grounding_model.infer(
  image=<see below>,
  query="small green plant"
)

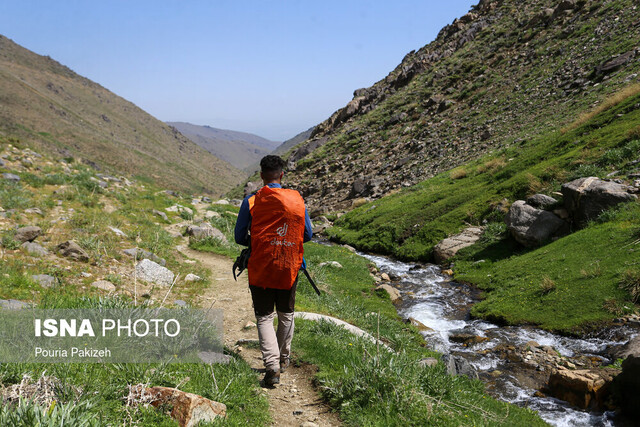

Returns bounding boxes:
[480,222,507,244]
[602,298,624,316]
[1,230,20,250]
[104,274,122,285]
[619,269,640,303]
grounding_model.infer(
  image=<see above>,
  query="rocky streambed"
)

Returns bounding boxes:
[362,253,639,427]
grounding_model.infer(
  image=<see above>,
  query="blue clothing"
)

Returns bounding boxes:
[234,183,313,246]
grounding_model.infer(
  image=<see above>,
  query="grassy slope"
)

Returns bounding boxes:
[0,35,243,196]
[328,87,640,333]
[0,141,268,426]
[194,211,546,425]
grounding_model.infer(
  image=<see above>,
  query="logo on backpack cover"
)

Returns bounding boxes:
[276,223,288,237]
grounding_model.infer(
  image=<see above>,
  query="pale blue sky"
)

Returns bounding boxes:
[1,1,477,141]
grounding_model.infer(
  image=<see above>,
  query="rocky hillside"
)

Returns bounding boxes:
[167,122,279,170]
[284,0,640,211]
[0,35,243,196]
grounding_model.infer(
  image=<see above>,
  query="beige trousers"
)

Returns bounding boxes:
[256,310,294,371]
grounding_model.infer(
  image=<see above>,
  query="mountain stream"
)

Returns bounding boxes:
[359,253,638,427]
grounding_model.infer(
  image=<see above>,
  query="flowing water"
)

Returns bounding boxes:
[360,253,638,427]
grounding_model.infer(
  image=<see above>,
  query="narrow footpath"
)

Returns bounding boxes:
[174,240,341,426]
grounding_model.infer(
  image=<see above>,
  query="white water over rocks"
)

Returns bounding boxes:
[360,253,636,427]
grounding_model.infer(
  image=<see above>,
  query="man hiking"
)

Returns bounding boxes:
[234,155,313,386]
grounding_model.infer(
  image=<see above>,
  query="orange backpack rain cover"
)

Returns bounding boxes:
[248,186,306,290]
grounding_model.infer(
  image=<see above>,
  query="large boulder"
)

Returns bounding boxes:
[56,240,89,262]
[547,367,619,411]
[15,226,41,243]
[505,201,565,247]
[129,385,226,427]
[611,355,640,419]
[562,177,637,228]
[433,227,483,264]
[135,259,175,287]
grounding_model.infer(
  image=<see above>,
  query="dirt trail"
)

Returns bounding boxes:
[174,239,341,427]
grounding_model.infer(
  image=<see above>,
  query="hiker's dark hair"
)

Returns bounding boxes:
[260,155,286,181]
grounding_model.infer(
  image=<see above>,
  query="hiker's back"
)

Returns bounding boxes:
[248,186,306,290]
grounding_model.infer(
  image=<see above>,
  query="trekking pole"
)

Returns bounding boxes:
[301,267,321,296]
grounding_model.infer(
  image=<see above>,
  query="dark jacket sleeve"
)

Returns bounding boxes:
[234,197,251,246]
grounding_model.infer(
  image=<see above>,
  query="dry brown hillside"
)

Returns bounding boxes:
[0,35,243,196]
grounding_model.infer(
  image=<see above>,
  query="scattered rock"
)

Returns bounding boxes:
[204,211,221,219]
[0,299,31,309]
[32,274,56,288]
[526,194,558,209]
[547,367,619,410]
[186,224,226,242]
[123,248,166,266]
[342,244,357,252]
[153,210,169,221]
[91,280,116,292]
[166,205,193,216]
[108,226,127,237]
[15,226,41,243]
[214,199,229,205]
[2,173,20,182]
[611,335,640,359]
[174,300,188,307]
[129,385,226,427]
[244,181,260,197]
[80,272,92,278]
[506,201,566,247]
[443,354,478,379]
[376,284,400,303]
[24,208,44,216]
[21,241,48,256]
[433,227,484,263]
[408,317,433,332]
[562,177,637,228]
[184,273,202,282]
[135,259,175,287]
[318,261,343,268]
[418,358,439,368]
[56,240,89,262]
[243,321,256,329]
[449,333,490,346]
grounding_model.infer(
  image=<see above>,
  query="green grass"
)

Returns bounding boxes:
[0,295,269,426]
[455,202,640,333]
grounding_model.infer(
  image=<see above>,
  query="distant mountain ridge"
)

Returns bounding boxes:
[0,35,243,196]
[167,122,279,170]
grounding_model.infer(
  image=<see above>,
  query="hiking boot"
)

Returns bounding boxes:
[263,369,280,386]
[280,358,290,373]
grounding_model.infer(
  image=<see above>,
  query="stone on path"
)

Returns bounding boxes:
[135,259,175,287]
[186,224,226,242]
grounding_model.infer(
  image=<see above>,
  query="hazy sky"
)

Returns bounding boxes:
[1,1,477,141]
